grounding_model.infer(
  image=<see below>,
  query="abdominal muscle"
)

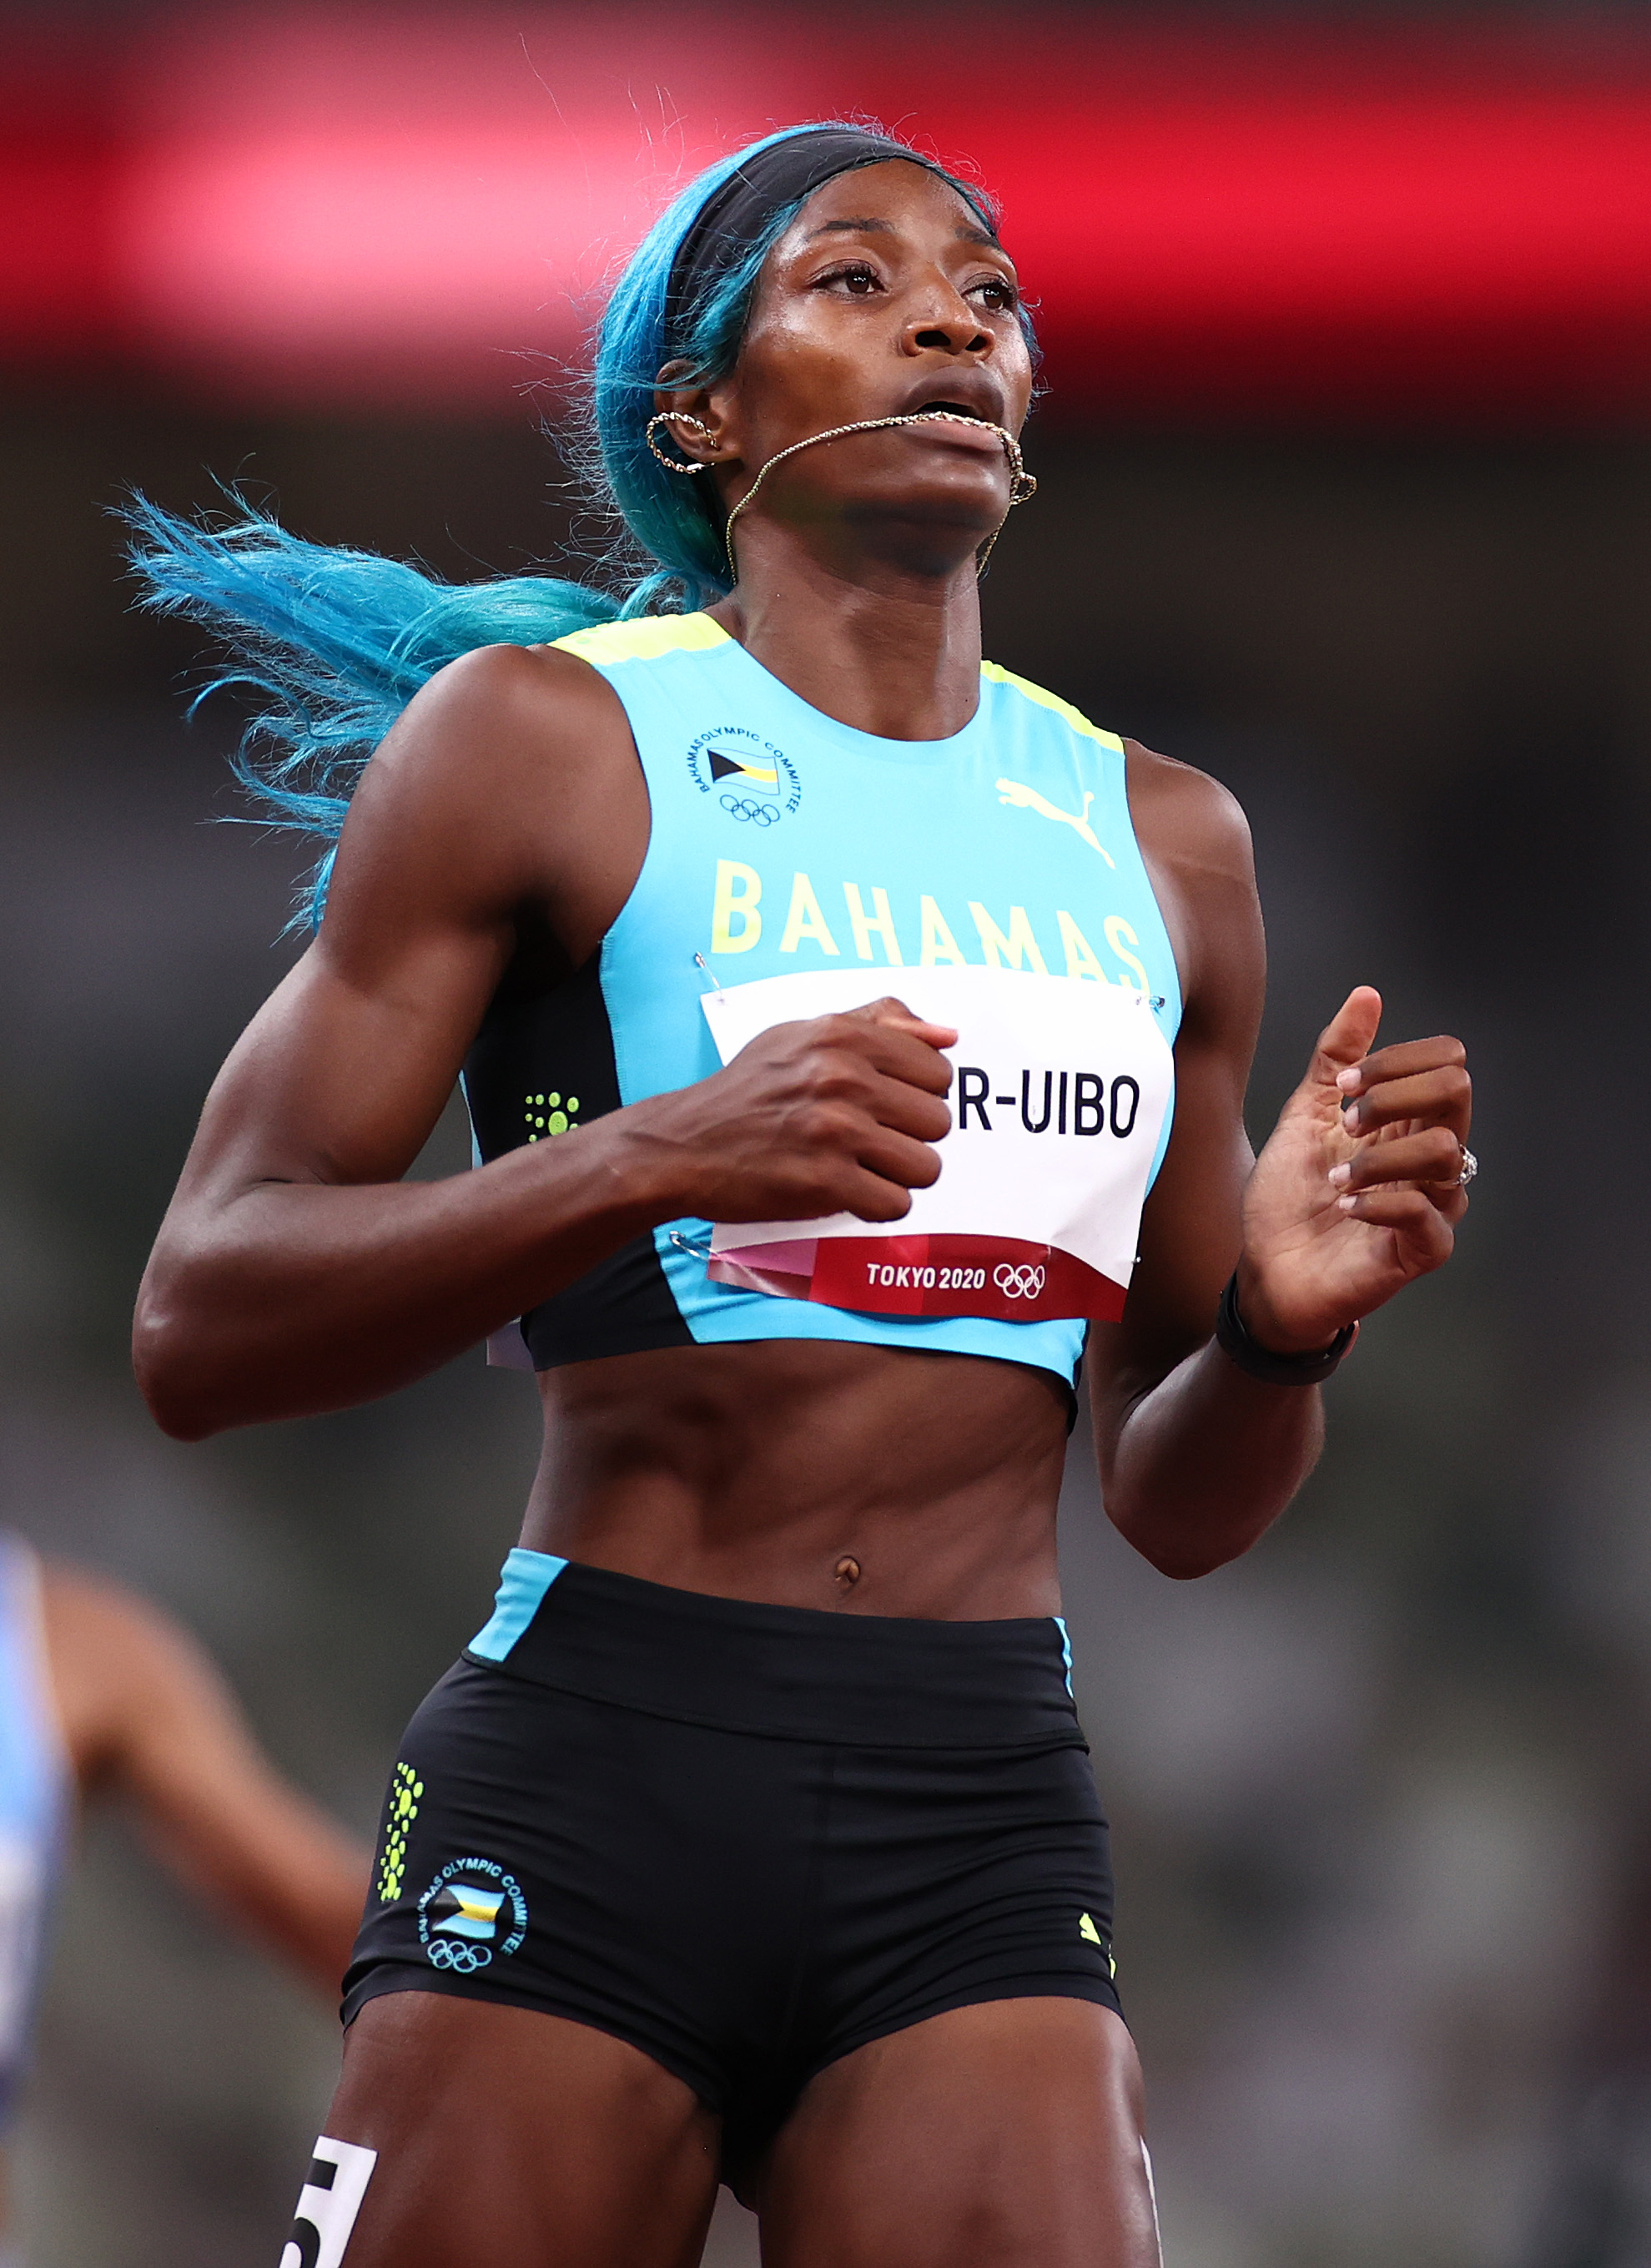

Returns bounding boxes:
[523,1340,1073,1620]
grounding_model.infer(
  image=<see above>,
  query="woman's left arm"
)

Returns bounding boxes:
[1089,749,1471,1579]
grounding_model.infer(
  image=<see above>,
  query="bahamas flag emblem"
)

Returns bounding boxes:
[707,747,780,797]
[687,726,800,823]
[427,1880,506,1943]
[417,1857,530,1973]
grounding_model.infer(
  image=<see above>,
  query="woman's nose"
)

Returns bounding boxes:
[904,306,991,357]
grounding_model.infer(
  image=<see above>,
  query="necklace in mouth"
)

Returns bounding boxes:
[646,407,1037,585]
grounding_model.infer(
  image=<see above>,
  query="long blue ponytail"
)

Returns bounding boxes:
[125,122,1009,928]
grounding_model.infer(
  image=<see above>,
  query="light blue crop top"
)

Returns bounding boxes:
[463,613,1182,1392]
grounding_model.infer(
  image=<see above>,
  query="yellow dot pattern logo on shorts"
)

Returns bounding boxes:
[377,1761,424,1903]
[524,1091,581,1142]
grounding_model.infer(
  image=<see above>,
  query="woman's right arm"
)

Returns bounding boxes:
[134,645,953,1439]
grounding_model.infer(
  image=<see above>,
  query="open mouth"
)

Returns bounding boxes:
[913,399,989,422]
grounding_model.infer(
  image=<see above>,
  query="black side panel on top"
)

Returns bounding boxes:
[462,956,692,1368]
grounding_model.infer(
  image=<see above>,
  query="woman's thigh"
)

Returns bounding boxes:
[755,1998,1159,2268]
[292,1991,721,2268]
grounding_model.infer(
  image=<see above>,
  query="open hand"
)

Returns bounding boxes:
[1237,986,1471,1353]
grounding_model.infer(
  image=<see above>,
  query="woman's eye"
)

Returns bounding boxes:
[970,276,1019,312]
[820,262,882,296]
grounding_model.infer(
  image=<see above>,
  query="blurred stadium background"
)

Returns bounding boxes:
[3,3,1650,2261]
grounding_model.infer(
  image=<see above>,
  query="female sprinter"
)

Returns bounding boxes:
[128,125,1472,2268]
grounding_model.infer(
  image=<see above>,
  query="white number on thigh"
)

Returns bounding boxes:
[279,2137,377,2268]
[1140,2139,1163,2266]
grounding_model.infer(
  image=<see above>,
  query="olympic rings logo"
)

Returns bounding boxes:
[425,1938,493,1973]
[720,794,780,825]
[994,1263,1047,1301]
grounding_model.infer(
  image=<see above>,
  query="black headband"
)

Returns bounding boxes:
[663,128,994,355]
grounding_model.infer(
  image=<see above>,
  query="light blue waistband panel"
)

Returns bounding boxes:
[1053,1614,1075,1697]
[468,1549,567,1661]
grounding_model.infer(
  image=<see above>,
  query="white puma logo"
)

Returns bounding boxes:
[995,779,1116,867]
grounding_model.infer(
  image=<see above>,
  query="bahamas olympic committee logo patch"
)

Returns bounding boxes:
[686,725,801,827]
[416,1857,528,1973]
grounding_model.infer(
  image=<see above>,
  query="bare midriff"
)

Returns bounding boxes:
[523,1340,1071,1621]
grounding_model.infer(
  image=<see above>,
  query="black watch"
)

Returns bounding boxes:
[1214,1273,1357,1385]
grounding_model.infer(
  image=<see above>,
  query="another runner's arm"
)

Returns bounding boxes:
[135,645,956,1438]
[43,1567,369,1995]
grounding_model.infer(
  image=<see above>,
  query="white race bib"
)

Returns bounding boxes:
[700,965,1173,1323]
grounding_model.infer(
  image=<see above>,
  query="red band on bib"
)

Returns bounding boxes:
[707,1235,1126,1323]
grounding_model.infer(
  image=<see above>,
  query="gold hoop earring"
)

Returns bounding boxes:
[646,412,717,474]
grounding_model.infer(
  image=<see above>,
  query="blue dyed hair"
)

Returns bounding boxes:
[125,122,1020,928]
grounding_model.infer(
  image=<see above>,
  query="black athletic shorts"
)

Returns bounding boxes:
[345,1555,1121,2171]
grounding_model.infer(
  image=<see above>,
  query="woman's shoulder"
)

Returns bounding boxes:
[364,638,634,800]
[396,606,730,757]
[1124,737,1255,891]
[415,634,620,717]
[325,638,647,943]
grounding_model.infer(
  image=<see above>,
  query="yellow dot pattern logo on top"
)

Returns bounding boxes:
[377,1761,424,1903]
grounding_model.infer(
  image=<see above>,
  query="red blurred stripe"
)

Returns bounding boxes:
[0,139,118,344]
[3,10,1650,421]
[969,90,1651,417]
